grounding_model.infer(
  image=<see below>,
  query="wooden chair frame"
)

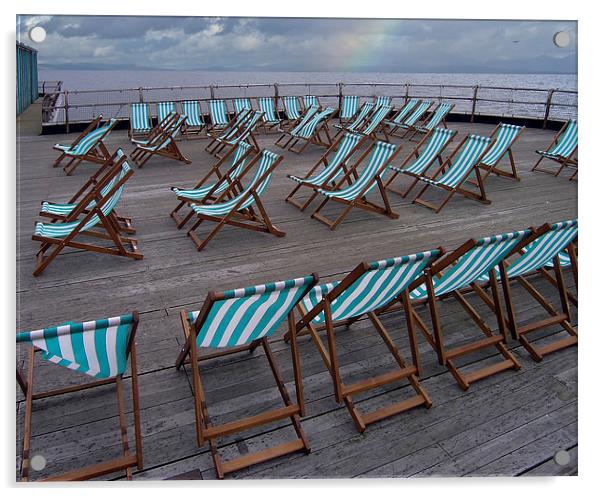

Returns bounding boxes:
[531,120,578,179]
[206,100,232,136]
[53,114,102,166]
[279,95,303,131]
[174,276,318,479]
[208,111,262,160]
[32,158,143,276]
[385,100,433,139]
[205,108,254,155]
[404,102,455,142]
[384,129,457,198]
[302,95,321,110]
[255,97,281,134]
[185,153,286,251]
[412,135,495,213]
[311,143,403,230]
[180,100,206,139]
[338,95,360,125]
[17,312,143,481]
[128,103,152,140]
[275,105,321,149]
[287,110,335,155]
[476,123,525,182]
[333,102,376,138]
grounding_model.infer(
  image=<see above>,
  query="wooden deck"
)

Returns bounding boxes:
[16,119,577,480]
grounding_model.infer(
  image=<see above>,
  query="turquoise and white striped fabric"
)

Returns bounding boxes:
[340,96,359,119]
[480,124,523,166]
[233,98,252,114]
[283,96,301,120]
[181,101,204,127]
[137,115,186,151]
[545,250,572,268]
[290,133,363,186]
[342,102,375,132]
[418,135,492,188]
[317,141,396,201]
[400,100,432,128]
[188,276,315,348]
[55,119,117,157]
[258,97,280,124]
[537,119,577,159]
[390,128,455,175]
[478,220,577,282]
[223,111,262,145]
[410,229,532,300]
[16,313,135,379]
[416,103,454,132]
[131,103,151,133]
[190,150,279,217]
[172,142,251,201]
[218,108,252,141]
[34,150,131,239]
[387,99,419,126]
[293,107,335,139]
[157,102,176,123]
[209,99,229,126]
[300,250,441,324]
[303,95,318,108]
[374,96,392,108]
[361,105,391,135]
[289,105,319,135]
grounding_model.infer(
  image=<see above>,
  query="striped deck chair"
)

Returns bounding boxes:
[257,96,281,132]
[383,99,419,134]
[476,220,578,362]
[16,312,142,481]
[180,100,205,138]
[205,107,253,153]
[303,95,320,109]
[476,123,525,182]
[129,102,152,140]
[130,114,191,168]
[392,100,433,138]
[407,102,455,141]
[334,101,375,135]
[374,95,392,108]
[385,128,457,197]
[157,101,176,125]
[286,132,365,211]
[207,99,230,134]
[232,97,252,114]
[406,229,533,389]
[281,95,302,129]
[32,149,143,276]
[292,249,442,432]
[53,117,118,176]
[275,104,320,148]
[339,95,359,123]
[532,119,578,179]
[412,134,494,213]
[542,242,578,307]
[174,274,318,479]
[170,142,254,228]
[359,104,392,140]
[208,110,262,159]
[287,107,336,154]
[311,141,402,230]
[41,148,136,235]
[185,150,285,251]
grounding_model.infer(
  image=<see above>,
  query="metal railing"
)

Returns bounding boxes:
[38,80,62,96]
[41,81,577,131]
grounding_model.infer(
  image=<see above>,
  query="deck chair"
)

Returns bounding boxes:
[358,104,392,140]
[385,128,457,197]
[275,104,320,149]
[207,99,231,134]
[383,99,419,135]
[339,95,359,123]
[293,249,441,432]
[477,220,578,362]
[53,117,118,176]
[412,134,494,213]
[32,149,143,276]
[374,95,392,108]
[233,98,252,114]
[16,312,142,481]
[174,274,317,479]
[286,132,365,211]
[207,110,262,159]
[532,119,578,179]
[476,123,525,182]
[286,107,335,154]
[280,96,302,129]
[406,102,455,141]
[130,114,191,168]
[41,148,136,235]
[170,142,254,228]
[129,103,152,140]
[406,228,533,389]
[390,100,433,139]
[311,141,402,230]
[303,95,320,109]
[157,101,176,125]
[257,97,281,132]
[185,150,285,251]
[334,102,375,135]
[543,242,578,307]
[205,107,253,154]
[180,100,205,138]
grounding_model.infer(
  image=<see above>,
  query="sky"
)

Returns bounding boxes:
[17,16,577,74]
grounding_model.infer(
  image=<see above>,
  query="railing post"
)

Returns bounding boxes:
[543,88,555,129]
[405,84,409,104]
[471,85,479,123]
[138,87,144,103]
[209,85,215,99]
[64,91,70,133]
[338,82,343,110]
[274,83,279,102]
